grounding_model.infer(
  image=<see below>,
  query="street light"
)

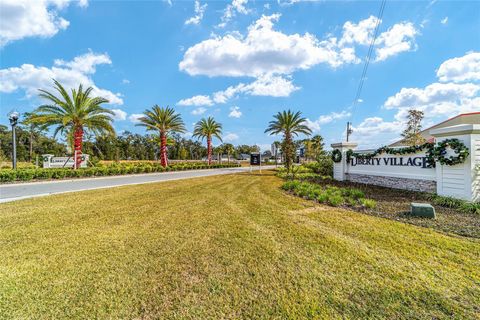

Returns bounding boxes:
[8,111,19,170]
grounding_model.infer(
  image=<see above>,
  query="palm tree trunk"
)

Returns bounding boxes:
[29,129,33,162]
[207,137,212,165]
[160,131,168,167]
[74,126,83,169]
[284,133,293,172]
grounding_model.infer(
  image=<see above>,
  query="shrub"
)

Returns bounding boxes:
[33,169,53,180]
[327,194,344,207]
[282,180,375,210]
[317,193,328,203]
[0,161,241,183]
[0,170,16,182]
[361,199,377,209]
[51,169,67,179]
[425,194,480,215]
[281,180,300,191]
[303,155,333,177]
[341,188,365,200]
[15,169,35,181]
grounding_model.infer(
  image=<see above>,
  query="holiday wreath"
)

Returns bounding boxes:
[331,149,342,163]
[431,138,469,166]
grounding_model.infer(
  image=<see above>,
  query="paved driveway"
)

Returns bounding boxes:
[0,166,276,203]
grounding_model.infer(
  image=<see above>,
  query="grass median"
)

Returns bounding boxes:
[0,171,479,319]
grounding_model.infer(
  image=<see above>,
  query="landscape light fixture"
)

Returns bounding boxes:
[8,110,20,169]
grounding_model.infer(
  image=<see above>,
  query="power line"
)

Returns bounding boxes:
[348,0,387,139]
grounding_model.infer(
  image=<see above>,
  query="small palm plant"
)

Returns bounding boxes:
[137,105,185,167]
[265,110,311,172]
[26,79,115,168]
[193,117,222,165]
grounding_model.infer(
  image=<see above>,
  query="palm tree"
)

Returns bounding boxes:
[26,79,115,168]
[223,143,235,163]
[310,135,325,160]
[193,117,222,165]
[265,110,311,171]
[137,105,185,167]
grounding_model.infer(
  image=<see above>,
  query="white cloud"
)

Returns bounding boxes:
[384,82,480,118]
[224,132,239,142]
[0,0,87,46]
[218,0,249,28]
[181,14,417,79]
[178,95,213,106]
[338,16,419,62]
[0,51,123,105]
[374,22,418,62]
[179,74,299,106]
[352,50,479,148]
[228,106,242,118]
[214,74,299,102]
[191,107,207,115]
[185,0,207,25]
[351,117,403,148]
[111,109,127,121]
[339,15,379,46]
[306,110,351,132]
[436,51,480,83]
[180,14,359,78]
[122,79,130,84]
[441,17,448,25]
[385,52,480,120]
[128,114,143,124]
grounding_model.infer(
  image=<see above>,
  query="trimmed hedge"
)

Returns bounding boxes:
[0,162,241,183]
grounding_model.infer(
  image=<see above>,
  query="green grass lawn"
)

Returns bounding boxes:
[1,171,479,319]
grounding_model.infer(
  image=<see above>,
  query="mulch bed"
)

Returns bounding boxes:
[312,179,480,239]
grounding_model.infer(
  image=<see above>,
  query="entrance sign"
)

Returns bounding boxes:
[350,156,431,168]
[347,151,436,183]
[250,153,261,166]
[43,154,89,168]
[331,124,480,202]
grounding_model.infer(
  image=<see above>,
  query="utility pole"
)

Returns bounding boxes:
[346,122,353,142]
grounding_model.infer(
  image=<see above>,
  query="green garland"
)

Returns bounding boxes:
[346,142,436,167]
[331,149,342,163]
[431,139,469,165]
[343,139,469,167]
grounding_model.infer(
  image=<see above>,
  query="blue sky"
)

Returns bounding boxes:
[1,0,479,150]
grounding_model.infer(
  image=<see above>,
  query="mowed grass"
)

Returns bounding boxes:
[0,172,479,319]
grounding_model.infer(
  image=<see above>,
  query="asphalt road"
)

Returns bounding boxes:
[0,166,275,203]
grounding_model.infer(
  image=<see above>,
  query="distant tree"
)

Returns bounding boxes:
[223,143,235,162]
[193,117,222,165]
[401,109,426,146]
[310,135,325,160]
[179,146,188,160]
[26,80,115,168]
[136,105,186,167]
[21,112,45,161]
[0,124,66,163]
[265,110,312,172]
